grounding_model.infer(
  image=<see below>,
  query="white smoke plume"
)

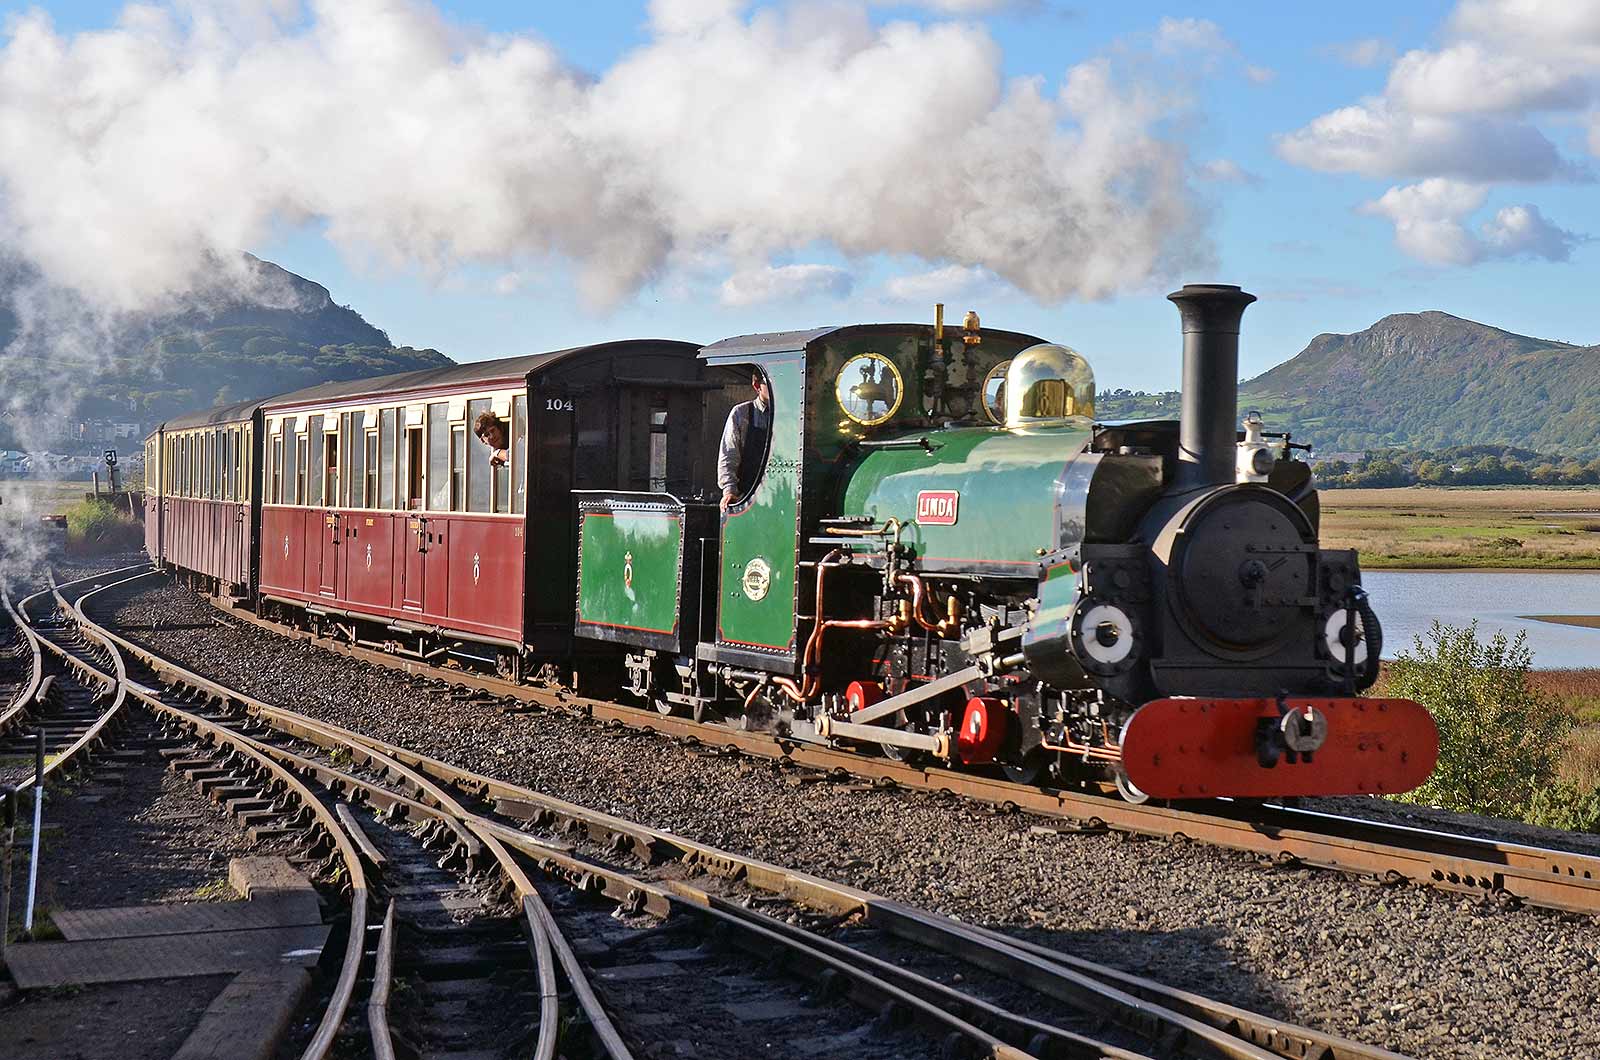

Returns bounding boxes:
[0,0,1216,579]
[0,0,1209,311]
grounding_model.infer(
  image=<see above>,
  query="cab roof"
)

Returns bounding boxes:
[264,338,697,412]
[699,323,1050,361]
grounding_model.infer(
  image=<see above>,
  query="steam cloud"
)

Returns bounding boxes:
[0,0,1216,581]
[0,0,1209,310]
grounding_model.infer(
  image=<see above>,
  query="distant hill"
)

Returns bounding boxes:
[1098,312,1600,457]
[0,254,454,447]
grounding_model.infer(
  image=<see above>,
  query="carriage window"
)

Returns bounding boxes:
[467,398,491,513]
[222,431,232,501]
[270,431,282,503]
[397,414,415,510]
[325,428,340,509]
[307,416,324,506]
[493,419,511,515]
[347,412,365,507]
[364,430,378,508]
[451,426,465,511]
[282,418,298,504]
[213,431,222,498]
[295,432,308,506]
[379,408,397,509]
[427,403,449,510]
[511,395,527,515]
[405,427,423,509]
[649,410,668,492]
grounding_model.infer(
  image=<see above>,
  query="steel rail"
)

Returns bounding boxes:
[73,572,621,1060]
[88,573,1420,1060]
[0,578,127,797]
[36,568,371,1060]
[295,717,1419,1060]
[367,899,398,1060]
[0,587,44,732]
[209,588,1600,915]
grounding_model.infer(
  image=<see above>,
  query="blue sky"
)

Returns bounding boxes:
[11,1,1597,389]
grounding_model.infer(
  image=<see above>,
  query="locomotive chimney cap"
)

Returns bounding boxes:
[1166,284,1257,334]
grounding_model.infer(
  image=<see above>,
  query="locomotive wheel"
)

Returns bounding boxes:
[1001,751,1047,786]
[881,741,930,767]
[1114,767,1151,805]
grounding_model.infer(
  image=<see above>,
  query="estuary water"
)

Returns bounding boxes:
[1362,570,1600,670]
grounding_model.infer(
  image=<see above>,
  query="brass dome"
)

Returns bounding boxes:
[1004,343,1095,429]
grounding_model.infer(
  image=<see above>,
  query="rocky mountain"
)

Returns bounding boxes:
[0,254,454,448]
[1099,312,1600,457]
[1238,312,1600,456]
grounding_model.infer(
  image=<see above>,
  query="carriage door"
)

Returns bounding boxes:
[311,416,340,597]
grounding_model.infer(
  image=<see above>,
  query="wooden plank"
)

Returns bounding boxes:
[335,803,388,867]
[4,925,330,988]
[171,967,311,1060]
[228,855,315,898]
[52,893,322,941]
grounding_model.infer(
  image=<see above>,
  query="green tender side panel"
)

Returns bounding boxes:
[577,508,683,636]
[840,426,1090,572]
[718,355,804,653]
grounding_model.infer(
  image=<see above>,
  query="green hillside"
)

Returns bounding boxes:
[1098,312,1600,457]
[0,255,453,445]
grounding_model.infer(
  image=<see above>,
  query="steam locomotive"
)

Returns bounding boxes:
[144,284,1437,801]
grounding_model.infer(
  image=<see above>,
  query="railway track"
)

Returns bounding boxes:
[0,575,133,796]
[60,565,1427,1060]
[177,575,1600,918]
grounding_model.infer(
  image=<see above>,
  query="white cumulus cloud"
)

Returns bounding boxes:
[1360,178,1579,266]
[882,264,999,303]
[720,264,853,307]
[1280,0,1594,263]
[0,0,1212,313]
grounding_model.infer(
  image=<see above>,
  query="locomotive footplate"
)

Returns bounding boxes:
[1120,696,1438,800]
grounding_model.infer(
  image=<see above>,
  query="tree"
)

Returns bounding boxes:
[1386,622,1571,819]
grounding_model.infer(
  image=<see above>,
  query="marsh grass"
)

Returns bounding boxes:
[1322,487,1600,568]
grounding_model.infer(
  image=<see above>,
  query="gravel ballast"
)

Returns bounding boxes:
[109,578,1600,1060]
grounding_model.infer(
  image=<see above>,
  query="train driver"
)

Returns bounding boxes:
[717,369,772,511]
[473,411,510,468]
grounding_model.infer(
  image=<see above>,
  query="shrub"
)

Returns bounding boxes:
[1526,782,1600,833]
[64,498,143,554]
[1386,622,1572,819]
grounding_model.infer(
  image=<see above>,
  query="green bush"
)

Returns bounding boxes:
[1526,782,1600,833]
[1386,622,1572,819]
[64,498,143,554]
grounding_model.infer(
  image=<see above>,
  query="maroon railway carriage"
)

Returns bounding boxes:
[145,399,265,596]
[249,340,740,676]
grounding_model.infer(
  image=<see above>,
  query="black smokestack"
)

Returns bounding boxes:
[1167,283,1257,492]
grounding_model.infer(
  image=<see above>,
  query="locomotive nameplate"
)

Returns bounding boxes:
[916,490,960,526]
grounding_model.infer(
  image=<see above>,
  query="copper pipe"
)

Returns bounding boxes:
[824,518,903,550]
[895,573,962,636]
[1041,719,1123,762]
